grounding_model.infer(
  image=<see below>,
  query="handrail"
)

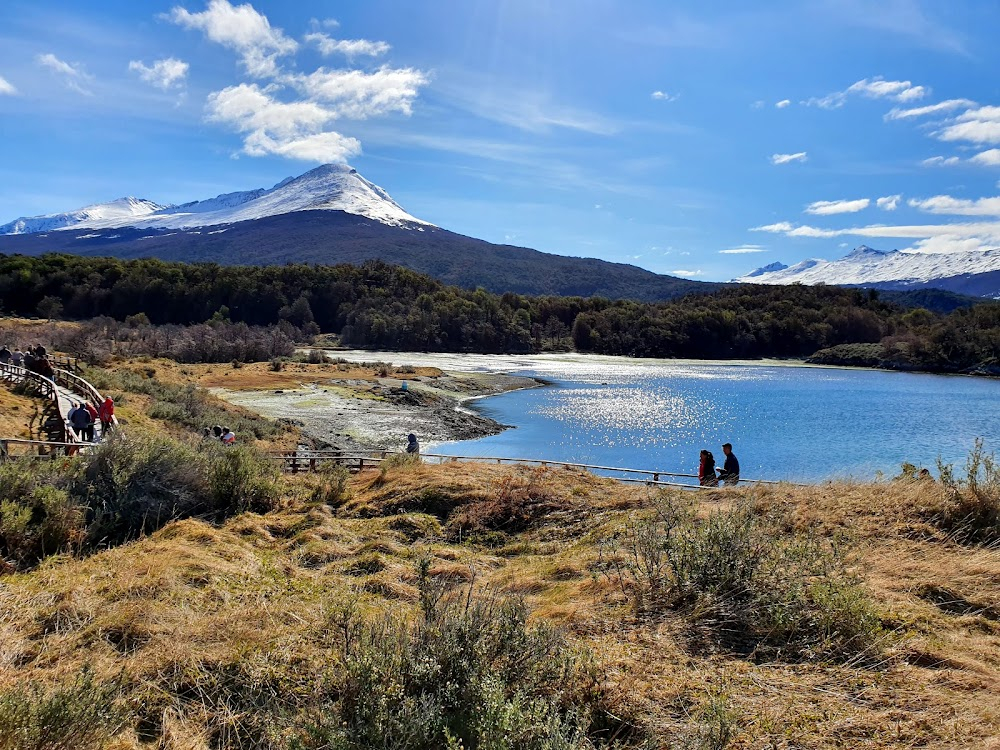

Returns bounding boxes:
[0,362,73,443]
[416,452,808,487]
[53,367,119,431]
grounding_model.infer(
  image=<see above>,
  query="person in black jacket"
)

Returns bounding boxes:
[717,443,740,485]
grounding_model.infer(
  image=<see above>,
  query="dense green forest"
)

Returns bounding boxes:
[2,253,999,373]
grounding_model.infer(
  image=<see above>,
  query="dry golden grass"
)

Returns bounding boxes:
[0,387,44,440]
[0,463,998,748]
[114,357,442,391]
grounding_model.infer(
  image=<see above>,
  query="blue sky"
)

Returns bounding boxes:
[1,0,999,282]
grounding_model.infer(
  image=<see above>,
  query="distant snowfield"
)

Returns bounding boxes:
[0,163,433,235]
[737,244,1000,290]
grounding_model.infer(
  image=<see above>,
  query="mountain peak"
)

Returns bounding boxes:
[845,244,889,259]
[1,164,432,235]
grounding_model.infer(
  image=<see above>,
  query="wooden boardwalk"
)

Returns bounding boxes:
[0,362,116,455]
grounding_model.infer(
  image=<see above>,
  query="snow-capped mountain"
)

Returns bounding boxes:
[2,197,166,235]
[0,164,431,235]
[737,245,1000,298]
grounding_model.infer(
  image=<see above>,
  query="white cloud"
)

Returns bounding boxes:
[290,67,428,119]
[36,53,92,95]
[0,75,16,95]
[671,269,703,277]
[651,90,677,102]
[129,58,189,90]
[771,152,807,165]
[719,245,767,254]
[805,198,870,215]
[921,155,960,167]
[908,195,1000,217]
[937,105,1000,146]
[971,149,1000,167]
[876,195,901,211]
[206,83,361,161]
[309,17,340,29]
[775,99,790,108]
[166,0,297,78]
[885,98,976,120]
[305,32,390,58]
[804,76,927,109]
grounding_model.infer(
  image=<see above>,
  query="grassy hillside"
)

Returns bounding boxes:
[1,457,999,747]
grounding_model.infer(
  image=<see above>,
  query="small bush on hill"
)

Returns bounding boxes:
[0,461,84,566]
[0,666,125,750]
[290,562,633,750]
[600,496,884,662]
[935,439,1000,543]
[0,432,282,570]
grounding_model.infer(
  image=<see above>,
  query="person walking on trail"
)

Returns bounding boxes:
[406,433,420,457]
[698,449,718,487]
[221,426,236,445]
[717,443,740,486]
[11,348,23,366]
[70,402,93,441]
[84,401,99,442]
[0,346,10,364]
[98,397,115,434]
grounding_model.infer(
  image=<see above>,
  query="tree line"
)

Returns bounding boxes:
[2,253,999,371]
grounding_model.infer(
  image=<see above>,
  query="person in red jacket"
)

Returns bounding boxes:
[698,450,718,487]
[83,401,99,442]
[98,397,115,434]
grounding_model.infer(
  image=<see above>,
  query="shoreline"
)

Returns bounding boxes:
[212,368,542,453]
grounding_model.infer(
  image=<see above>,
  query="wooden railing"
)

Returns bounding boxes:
[265,449,389,473]
[262,447,803,488]
[416,453,804,488]
[0,362,73,443]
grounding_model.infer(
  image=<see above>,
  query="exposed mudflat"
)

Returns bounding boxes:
[212,370,539,452]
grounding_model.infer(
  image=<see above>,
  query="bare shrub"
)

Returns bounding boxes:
[600,495,885,662]
[934,439,1000,543]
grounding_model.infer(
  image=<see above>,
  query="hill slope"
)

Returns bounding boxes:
[0,210,710,300]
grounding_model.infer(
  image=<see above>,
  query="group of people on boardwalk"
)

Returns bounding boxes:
[203,425,237,445]
[698,443,740,487]
[0,344,54,378]
[68,397,115,442]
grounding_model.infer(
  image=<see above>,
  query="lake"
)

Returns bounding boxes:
[334,351,1000,482]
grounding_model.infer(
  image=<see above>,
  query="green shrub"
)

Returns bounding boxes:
[0,666,125,750]
[207,443,281,514]
[310,465,351,506]
[935,439,1000,543]
[600,496,884,661]
[82,432,211,543]
[0,462,85,566]
[290,566,630,750]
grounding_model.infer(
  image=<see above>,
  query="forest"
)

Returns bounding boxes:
[1,252,998,373]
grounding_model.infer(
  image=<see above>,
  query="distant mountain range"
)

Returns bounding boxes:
[738,245,1000,298]
[0,164,707,302]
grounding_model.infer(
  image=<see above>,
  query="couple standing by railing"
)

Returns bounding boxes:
[698,443,740,487]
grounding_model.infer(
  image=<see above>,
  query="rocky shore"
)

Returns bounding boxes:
[212,368,541,453]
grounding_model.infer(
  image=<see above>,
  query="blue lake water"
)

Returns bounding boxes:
[337,351,1000,482]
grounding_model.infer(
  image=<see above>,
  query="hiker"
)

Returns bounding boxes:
[34,344,46,357]
[70,401,92,441]
[212,425,223,439]
[202,427,213,439]
[98,397,114,433]
[698,449,718,487]
[0,346,10,364]
[717,443,740,485]
[406,433,420,457]
[221,426,236,445]
[11,348,23,366]
[84,401,99,442]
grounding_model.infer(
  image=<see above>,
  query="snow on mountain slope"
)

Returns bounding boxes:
[737,244,1000,290]
[0,164,432,235]
[1,197,164,235]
